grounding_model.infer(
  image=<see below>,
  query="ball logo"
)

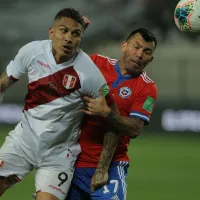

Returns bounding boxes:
[119,87,132,98]
[174,0,200,33]
[63,74,77,89]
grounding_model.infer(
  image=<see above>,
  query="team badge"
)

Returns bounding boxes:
[63,74,77,89]
[0,160,4,168]
[119,87,132,98]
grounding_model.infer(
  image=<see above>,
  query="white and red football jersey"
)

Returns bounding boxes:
[6,40,108,157]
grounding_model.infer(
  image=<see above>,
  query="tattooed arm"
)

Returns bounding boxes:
[90,131,119,191]
[82,94,144,138]
[105,103,144,138]
[0,72,15,103]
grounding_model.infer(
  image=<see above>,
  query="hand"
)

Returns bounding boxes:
[82,16,91,31]
[90,169,108,192]
[81,89,111,118]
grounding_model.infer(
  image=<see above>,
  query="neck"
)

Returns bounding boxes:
[118,59,129,76]
[52,49,75,64]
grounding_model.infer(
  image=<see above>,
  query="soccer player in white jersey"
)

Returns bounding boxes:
[0,8,111,200]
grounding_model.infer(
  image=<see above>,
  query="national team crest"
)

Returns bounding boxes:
[63,74,77,89]
[119,87,132,98]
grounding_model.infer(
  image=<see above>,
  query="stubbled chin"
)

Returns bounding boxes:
[127,68,142,77]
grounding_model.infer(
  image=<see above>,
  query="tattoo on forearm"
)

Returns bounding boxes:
[97,131,119,171]
[107,108,144,138]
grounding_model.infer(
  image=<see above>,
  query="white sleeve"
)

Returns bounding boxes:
[82,64,109,98]
[6,44,31,80]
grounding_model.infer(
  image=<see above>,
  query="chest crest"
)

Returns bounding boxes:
[118,87,132,98]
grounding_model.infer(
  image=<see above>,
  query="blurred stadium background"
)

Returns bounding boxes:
[0,0,200,199]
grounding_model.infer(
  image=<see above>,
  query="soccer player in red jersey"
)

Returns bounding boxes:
[67,28,158,200]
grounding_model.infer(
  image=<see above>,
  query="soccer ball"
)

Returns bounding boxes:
[174,0,200,32]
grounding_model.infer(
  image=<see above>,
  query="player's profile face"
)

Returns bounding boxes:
[122,33,155,76]
[49,17,83,63]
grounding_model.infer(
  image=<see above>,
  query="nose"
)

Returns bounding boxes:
[136,49,143,59]
[64,32,72,43]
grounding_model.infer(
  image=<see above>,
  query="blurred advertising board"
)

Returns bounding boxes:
[0,103,200,133]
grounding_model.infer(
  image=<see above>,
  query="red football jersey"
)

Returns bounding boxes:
[76,54,158,168]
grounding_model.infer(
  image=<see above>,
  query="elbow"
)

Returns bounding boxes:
[129,126,143,139]
[129,131,141,139]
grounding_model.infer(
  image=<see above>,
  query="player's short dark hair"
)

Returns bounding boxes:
[54,8,84,28]
[126,28,157,48]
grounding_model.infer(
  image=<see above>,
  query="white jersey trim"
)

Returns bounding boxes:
[129,112,150,122]
[140,72,154,84]
[97,54,117,65]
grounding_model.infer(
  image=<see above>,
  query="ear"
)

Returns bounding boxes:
[49,28,54,40]
[121,41,127,53]
[149,56,154,63]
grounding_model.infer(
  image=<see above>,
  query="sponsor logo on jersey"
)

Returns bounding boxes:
[63,74,77,89]
[37,60,50,69]
[119,87,132,98]
[48,185,66,195]
[142,96,155,113]
[0,160,4,168]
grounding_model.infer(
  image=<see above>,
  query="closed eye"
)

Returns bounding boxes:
[134,45,140,49]
[144,50,153,55]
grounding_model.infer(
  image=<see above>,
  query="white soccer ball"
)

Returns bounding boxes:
[174,0,200,32]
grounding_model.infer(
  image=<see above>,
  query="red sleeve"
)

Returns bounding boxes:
[89,54,98,63]
[130,83,157,125]
[90,54,115,106]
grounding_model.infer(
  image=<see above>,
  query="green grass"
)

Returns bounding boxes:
[0,126,200,200]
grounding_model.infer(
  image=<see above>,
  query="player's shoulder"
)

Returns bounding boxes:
[138,71,157,91]
[76,49,96,67]
[90,54,118,65]
[19,40,51,56]
[75,50,102,75]
[75,50,106,87]
[139,71,155,84]
[21,40,50,50]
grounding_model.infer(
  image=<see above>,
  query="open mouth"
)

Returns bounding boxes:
[63,45,72,53]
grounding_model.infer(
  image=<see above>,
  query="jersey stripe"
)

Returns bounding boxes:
[141,73,151,83]
[117,161,128,200]
[143,71,154,82]
[24,66,81,111]
[140,72,154,83]
[129,111,150,122]
[97,54,117,65]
